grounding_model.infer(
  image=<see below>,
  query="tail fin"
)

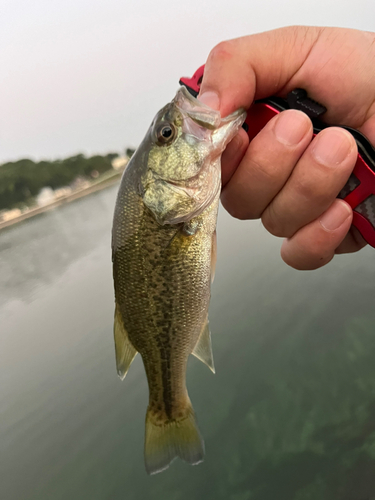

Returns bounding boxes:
[144,404,205,475]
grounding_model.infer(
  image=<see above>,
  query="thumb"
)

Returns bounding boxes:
[198,26,323,117]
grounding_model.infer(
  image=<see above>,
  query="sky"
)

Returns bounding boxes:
[1,0,374,163]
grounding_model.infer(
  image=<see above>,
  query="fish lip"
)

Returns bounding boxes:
[174,86,245,129]
[174,87,221,129]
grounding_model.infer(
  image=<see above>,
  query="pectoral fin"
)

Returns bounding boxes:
[114,303,137,380]
[192,319,215,373]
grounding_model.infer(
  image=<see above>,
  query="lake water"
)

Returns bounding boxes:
[1,184,375,500]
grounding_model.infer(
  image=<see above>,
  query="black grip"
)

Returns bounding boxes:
[287,89,327,119]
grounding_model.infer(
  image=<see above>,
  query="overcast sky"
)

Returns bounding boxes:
[1,0,374,163]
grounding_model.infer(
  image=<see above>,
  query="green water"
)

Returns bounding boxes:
[1,185,375,500]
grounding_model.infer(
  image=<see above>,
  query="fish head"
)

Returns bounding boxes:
[138,86,246,225]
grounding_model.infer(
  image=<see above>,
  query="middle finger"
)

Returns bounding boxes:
[221,109,313,219]
[261,127,357,238]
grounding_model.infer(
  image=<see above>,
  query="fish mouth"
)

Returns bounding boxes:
[174,86,245,130]
[174,86,222,129]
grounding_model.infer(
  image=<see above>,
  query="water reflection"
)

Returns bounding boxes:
[0,188,115,307]
[1,185,375,500]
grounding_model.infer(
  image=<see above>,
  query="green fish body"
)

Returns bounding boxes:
[112,87,245,474]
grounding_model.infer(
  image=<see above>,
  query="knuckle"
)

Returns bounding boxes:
[223,193,264,220]
[247,151,277,181]
[221,199,250,221]
[294,179,315,202]
[293,173,328,205]
[221,189,260,220]
[208,40,235,64]
[261,206,285,237]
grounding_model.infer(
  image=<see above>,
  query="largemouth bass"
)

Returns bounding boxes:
[112,86,245,474]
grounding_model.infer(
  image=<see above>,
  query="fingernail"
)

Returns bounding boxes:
[312,129,353,165]
[273,110,311,145]
[320,200,352,231]
[198,91,220,111]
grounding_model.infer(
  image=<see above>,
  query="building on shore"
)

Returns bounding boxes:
[0,208,22,222]
[36,187,55,207]
[54,187,72,199]
[111,156,128,171]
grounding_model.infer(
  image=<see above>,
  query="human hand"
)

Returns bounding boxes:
[198,26,375,270]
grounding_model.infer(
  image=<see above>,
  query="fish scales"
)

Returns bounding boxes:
[112,86,245,474]
[114,183,216,416]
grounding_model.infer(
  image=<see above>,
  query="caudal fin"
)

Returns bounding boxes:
[144,405,205,475]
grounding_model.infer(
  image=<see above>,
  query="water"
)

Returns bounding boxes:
[1,185,375,500]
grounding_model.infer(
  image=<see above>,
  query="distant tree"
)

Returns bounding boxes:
[106,152,119,162]
[125,148,135,159]
[0,152,118,211]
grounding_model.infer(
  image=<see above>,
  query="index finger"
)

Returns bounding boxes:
[198,26,323,117]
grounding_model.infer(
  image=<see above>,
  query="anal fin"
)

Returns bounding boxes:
[192,319,215,373]
[114,303,137,380]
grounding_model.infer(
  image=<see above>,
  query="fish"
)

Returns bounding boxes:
[112,86,245,474]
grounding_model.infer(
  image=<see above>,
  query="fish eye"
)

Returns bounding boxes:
[155,123,177,145]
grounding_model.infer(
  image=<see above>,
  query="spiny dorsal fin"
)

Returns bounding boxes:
[211,230,217,284]
[114,303,137,380]
[192,319,215,373]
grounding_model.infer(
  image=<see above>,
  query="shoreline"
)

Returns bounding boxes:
[0,171,122,231]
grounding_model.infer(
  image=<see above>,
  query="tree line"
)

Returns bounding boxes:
[0,153,119,211]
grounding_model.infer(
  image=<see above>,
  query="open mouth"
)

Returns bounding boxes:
[174,87,222,130]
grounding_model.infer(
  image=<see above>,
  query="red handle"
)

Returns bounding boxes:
[245,103,375,248]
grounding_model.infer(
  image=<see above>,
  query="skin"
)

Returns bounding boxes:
[198,26,375,270]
